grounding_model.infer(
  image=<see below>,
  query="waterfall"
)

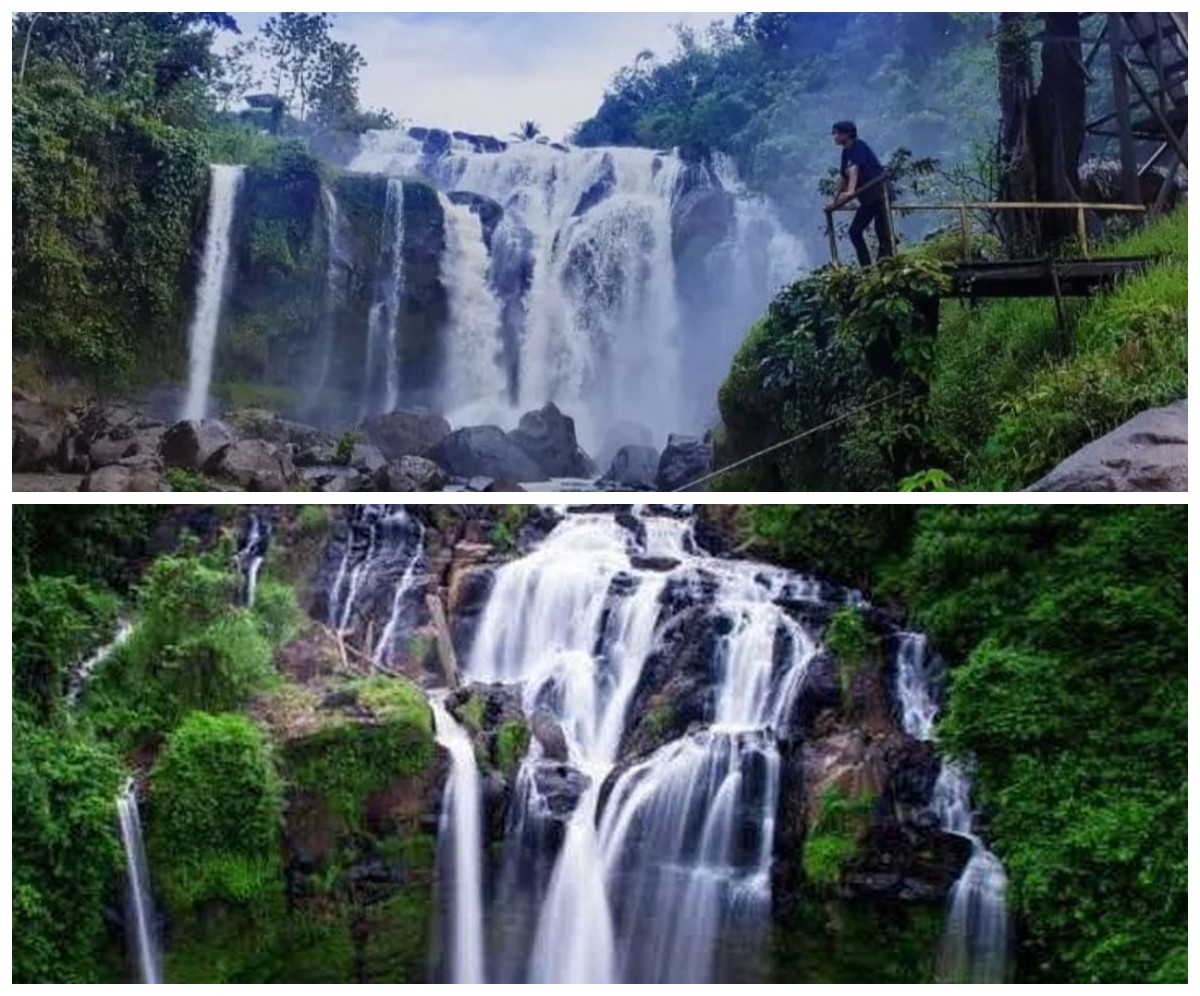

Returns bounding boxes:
[459,510,819,982]
[372,516,426,667]
[361,179,406,419]
[235,512,270,608]
[117,780,162,985]
[312,187,345,402]
[181,164,244,421]
[351,133,804,447]
[65,621,133,708]
[894,633,1011,983]
[430,697,487,983]
[325,505,423,638]
[439,195,510,427]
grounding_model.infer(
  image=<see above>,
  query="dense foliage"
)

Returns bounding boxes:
[574,13,995,231]
[749,504,1187,983]
[718,208,1187,490]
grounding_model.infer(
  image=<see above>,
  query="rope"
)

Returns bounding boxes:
[671,387,910,492]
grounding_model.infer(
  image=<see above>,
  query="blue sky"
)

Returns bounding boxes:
[230,12,734,139]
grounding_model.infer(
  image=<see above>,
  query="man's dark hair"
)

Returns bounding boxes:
[832,120,858,139]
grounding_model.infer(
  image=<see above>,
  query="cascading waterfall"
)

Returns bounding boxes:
[361,179,406,419]
[350,133,804,446]
[894,633,1010,983]
[430,696,487,983]
[325,505,424,637]
[460,511,820,982]
[439,195,510,427]
[181,164,244,421]
[312,187,346,403]
[65,621,133,708]
[372,516,426,667]
[117,780,162,985]
[235,512,270,607]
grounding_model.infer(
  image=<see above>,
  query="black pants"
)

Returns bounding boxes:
[849,198,895,267]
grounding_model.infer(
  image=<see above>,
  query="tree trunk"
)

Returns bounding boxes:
[997,13,1038,254]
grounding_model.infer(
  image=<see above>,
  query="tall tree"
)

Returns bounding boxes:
[261,12,334,121]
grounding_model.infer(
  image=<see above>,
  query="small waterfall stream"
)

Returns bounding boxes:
[117,780,162,985]
[235,512,270,608]
[361,179,407,418]
[182,164,244,421]
[65,621,133,708]
[894,633,1011,982]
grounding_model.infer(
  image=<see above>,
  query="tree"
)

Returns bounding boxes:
[212,38,261,112]
[512,119,543,141]
[261,12,335,121]
[311,39,367,128]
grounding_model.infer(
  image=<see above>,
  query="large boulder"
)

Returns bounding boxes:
[224,408,332,452]
[597,420,655,470]
[87,427,165,470]
[359,411,452,461]
[655,434,713,491]
[602,445,660,489]
[80,463,163,492]
[13,397,65,472]
[506,403,596,479]
[205,439,295,491]
[430,426,545,483]
[373,456,448,492]
[447,191,504,249]
[1026,399,1187,491]
[160,419,237,470]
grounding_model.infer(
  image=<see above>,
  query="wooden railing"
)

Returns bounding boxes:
[825,185,1147,264]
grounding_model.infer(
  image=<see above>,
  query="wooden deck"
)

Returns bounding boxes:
[943,256,1156,299]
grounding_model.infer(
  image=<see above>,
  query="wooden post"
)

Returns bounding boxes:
[826,210,839,264]
[425,593,459,688]
[1075,206,1089,258]
[1107,15,1141,207]
[1120,55,1188,167]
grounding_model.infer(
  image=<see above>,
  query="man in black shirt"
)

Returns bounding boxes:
[826,120,894,267]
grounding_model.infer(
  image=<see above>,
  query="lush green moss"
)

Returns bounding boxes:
[11,717,125,983]
[495,720,531,778]
[147,712,284,915]
[802,786,875,887]
[824,607,874,696]
[456,691,486,732]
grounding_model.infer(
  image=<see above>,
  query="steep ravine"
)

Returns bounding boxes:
[125,505,1007,983]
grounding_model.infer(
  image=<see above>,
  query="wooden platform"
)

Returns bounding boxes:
[943,256,1155,299]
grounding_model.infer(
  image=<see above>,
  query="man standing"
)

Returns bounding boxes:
[826,120,894,267]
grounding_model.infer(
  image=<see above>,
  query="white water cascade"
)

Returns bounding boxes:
[312,187,346,402]
[235,513,270,608]
[351,133,805,447]
[894,633,1010,983]
[65,621,133,708]
[361,179,406,418]
[431,696,487,983]
[439,194,510,426]
[461,510,822,982]
[117,780,162,985]
[181,164,244,421]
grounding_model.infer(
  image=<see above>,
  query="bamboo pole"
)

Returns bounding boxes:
[1075,205,1090,258]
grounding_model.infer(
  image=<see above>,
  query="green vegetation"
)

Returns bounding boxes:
[802,786,876,887]
[574,14,994,222]
[718,209,1187,490]
[334,429,359,466]
[12,717,125,983]
[753,505,1186,983]
[824,607,874,696]
[495,720,532,778]
[148,712,284,913]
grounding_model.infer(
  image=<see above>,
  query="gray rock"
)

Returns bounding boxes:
[603,444,660,489]
[350,442,387,474]
[532,762,592,817]
[656,434,713,492]
[294,443,338,467]
[531,709,569,762]
[447,191,504,249]
[1026,400,1188,491]
[224,408,332,451]
[359,410,452,461]
[89,426,165,470]
[204,439,295,491]
[373,456,448,492]
[80,463,164,492]
[431,425,545,482]
[160,419,237,470]
[573,152,616,216]
[598,420,655,469]
[298,465,364,492]
[507,402,596,478]
[13,398,64,471]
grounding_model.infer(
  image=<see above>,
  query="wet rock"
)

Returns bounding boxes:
[13,397,65,471]
[507,402,596,479]
[841,822,973,902]
[298,465,363,492]
[420,127,453,157]
[451,130,507,155]
[447,191,504,249]
[532,762,591,817]
[374,456,448,492]
[205,439,296,491]
[359,410,452,461]
[483,479,525,492]
[160,419,237,470]
[603,444,660,489]
[598,420,655,468]
[80,463,164,492]
[350,443,387,475]
[573,152,616,216]
[224,407,332,452]
[531,709,569,762]
[294,442,338,467]
[629,555,680,572]
[656,434,713,491]
[1026,399,1187,491]
[431,426,544,482]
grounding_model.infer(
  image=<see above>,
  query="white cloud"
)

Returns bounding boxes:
[231,12,735,141]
